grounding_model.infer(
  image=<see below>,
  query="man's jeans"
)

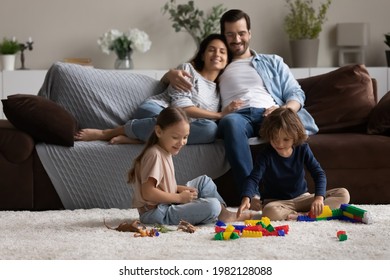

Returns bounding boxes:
[218,107,266,196]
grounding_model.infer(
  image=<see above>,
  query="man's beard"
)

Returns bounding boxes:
[230,42,248,57]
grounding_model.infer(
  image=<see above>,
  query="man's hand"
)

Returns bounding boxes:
[263,105,279,117]
[162,69,193,91]
[263,100,302,117]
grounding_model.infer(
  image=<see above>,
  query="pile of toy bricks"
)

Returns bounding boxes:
[297,204,371,224]
[214,217,289,240]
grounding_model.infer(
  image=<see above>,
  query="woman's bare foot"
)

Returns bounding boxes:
[74,129,107,141]
[75,126,126,142]
[109,135,143,145]
[218,207,261,223]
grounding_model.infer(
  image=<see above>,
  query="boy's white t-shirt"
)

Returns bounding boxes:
[219,57,276,110]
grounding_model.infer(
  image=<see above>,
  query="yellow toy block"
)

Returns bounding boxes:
[244,220,261,226]
[225,224,235,232]
[223,231,232,240]
[343,211,354,219]
[241,230,263,238]
[317,205,332,218]
[245,217,271,227]
[261,217,271,226]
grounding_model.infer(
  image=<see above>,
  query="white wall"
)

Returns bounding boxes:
[1,0,389,70]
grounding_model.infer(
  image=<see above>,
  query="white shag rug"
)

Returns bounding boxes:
[1,205,389,260]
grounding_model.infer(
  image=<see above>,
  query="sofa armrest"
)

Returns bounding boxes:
[0,120,35,163]
[0,120,35,210]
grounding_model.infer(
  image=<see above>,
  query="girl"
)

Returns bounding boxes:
[75,33,238,145]
[128,106,255,225]
[237,107,350,221]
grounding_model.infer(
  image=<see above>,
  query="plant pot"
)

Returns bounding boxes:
[1,54,16,71]
[289,39,319,68]
[386,50,390,67]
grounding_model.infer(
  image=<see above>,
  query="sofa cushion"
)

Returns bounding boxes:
[2,94,77,146]
[367,91,390,136]
[299,64,375,133]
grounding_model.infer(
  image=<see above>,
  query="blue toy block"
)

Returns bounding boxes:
[215,220,226,227]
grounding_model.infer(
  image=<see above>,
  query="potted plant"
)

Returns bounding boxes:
[162,0,226,47]
[385,33,390,67]
[0,37,21,71]
[283,0,332,67]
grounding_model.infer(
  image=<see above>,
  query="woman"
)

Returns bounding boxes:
[75,33,234,144]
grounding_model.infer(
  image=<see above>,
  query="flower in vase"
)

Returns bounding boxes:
[97,28,151,59]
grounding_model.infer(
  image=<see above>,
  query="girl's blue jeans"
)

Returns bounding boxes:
[139,175,225,225]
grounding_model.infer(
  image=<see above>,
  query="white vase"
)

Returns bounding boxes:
[1,54,16,71]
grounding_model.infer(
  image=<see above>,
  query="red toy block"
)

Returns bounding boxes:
[337,230,347,241]
[275,225,289,234]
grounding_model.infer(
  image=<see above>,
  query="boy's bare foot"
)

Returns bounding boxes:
[219,207,261,223]
[249,195,262,211]
[287,212,307,221]
[287,213,298,220]
[109,135,143,145]
[74,129,106,141]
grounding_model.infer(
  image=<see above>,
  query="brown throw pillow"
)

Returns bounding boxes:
[367,91,390,135]
[2,94,77,146]
[299,64,376,133]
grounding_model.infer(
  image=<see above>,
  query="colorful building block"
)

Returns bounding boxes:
[337,230,348,241]
[241,230,263,238]
[297,204,371,224]
[214,218,288,240]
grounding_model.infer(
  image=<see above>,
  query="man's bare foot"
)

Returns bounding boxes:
[249,195,262,211]
[74,129,107,141]
[109,135,143,145]
[218,207,261,223]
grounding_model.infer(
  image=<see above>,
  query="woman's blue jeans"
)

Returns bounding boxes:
[124,101,218,144]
